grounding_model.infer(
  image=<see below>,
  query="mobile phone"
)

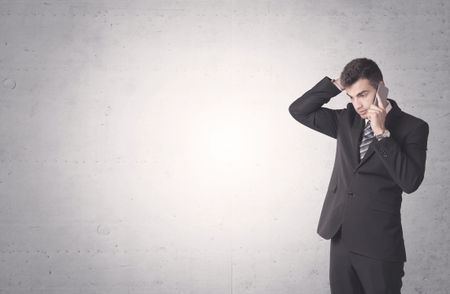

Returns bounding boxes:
[373,82,389,108]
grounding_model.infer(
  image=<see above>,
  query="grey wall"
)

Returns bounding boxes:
[0,0,448,293]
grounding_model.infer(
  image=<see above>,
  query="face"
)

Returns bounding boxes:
[344,78,379,119]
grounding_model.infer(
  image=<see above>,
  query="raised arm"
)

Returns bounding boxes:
[288,76,344,139]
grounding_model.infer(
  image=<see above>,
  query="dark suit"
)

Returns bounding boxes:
[288,76,429,292]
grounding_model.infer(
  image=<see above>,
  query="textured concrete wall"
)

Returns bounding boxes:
[0,0,448,293]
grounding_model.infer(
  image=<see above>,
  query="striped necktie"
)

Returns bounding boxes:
[359,121,375,160]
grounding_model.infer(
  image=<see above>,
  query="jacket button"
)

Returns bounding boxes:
[348,192,354,197]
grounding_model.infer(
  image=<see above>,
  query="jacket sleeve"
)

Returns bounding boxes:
[372,122,429,194]
[288,76,344,139]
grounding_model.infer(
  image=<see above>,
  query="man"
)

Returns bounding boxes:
[288,58,429,294]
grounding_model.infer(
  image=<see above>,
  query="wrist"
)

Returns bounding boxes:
[331,79,344,91]
[375,129,390,141]
[373,128,385,136]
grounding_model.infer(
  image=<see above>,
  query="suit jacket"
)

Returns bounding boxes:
[288,76,429,262]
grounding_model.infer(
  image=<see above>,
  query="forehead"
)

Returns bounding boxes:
[346,78,374,96]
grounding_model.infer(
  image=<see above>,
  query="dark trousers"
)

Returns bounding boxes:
[329,228,405,294]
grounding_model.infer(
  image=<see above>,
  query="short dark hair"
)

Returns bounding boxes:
[339,58,383,89]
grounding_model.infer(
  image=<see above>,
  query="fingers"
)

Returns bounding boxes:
[368,104,382,112]
[367,108,383,115]
[367,108,383,121]
[369,102,387,112]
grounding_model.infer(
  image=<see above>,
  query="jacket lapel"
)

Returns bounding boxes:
[351,114,365,167]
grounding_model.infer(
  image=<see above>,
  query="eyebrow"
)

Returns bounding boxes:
[346,90,369,99]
